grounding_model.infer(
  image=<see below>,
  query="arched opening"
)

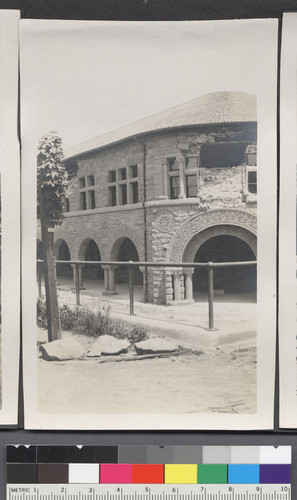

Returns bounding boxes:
[115,238,142,285]
[82,239,104,281]
[193,235,256,298]
[55,240,72,278]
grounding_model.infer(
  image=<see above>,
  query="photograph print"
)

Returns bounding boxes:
[21,19,277,429]
[0,10,20,425]
[279,12,297,428]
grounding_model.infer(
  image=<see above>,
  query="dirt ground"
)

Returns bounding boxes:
[37,329,256,415]
[37,283,257,415]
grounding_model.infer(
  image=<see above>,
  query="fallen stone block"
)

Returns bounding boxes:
[134,337,179,355]
[39,338,85,361]
[87,335,130,357]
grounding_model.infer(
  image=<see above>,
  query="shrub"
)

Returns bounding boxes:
[128,325,149,344]
[37,297,150,343]
[37,298,47,328]
[59,304,78,331]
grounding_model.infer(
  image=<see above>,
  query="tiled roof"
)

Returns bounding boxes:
[65,91,257,160]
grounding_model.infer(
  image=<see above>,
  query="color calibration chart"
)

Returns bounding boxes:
[6,446,291,500]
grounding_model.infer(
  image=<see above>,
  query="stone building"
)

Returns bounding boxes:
[51,90,257,305]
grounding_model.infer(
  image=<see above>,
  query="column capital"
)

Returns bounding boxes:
[183,266,195,275]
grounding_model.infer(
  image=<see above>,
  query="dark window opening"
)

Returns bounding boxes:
[170,176,180,199]
[121,184,127,205]
[168,157,178,171]
[80,192,87,210]
[248,171,257,193]
[108,170,116,183]
[109,186,116,207]
[130,164,138,178]
[186,175,198,198]
[119,167,127,180]
[79,177,86,188]
[87,175,95,186]
[88,190,96,209]
[65,197,70,212]
[131,182,138,204]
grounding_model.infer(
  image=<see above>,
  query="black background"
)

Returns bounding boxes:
[0,0,295,497]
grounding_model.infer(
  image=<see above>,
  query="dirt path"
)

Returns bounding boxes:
[37,338,256,415]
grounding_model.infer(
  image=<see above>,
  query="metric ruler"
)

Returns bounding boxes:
[6,484,291,500]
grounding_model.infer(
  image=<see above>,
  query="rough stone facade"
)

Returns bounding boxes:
[52,119,257,305]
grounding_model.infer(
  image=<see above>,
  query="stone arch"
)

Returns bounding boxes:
[183,224,257,263]
[54,238,72,278]
[54,238,72,260]
[112,237,143,285]
[107,225,144,262]
[166,209,257,263]
[78,238,104,281]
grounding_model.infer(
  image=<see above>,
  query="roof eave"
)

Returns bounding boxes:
[64,120,257,163]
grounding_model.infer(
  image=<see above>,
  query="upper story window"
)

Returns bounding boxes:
[244,144,257,198]
[168,158,180,199]
[108,165,139,207]
[167,157,198,200]
[79,175,96,210]
[246,167,257,194]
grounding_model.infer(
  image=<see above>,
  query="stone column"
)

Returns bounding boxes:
[71,263,77,289]
[102,265,110,293]
[184,267,194,302]
[162,162,168,199]
[108,266,118,295]
[139,266,147,301]
[196,146,202,194]
[172,268,182,301]
[78,264,85,289]
[178,159,185,199]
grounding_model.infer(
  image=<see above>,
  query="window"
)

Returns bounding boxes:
[79,175,96,210]
[120,184,127,205]
[80,192,87,210]
[168,158,180,199]
[109,186,116,206]
[88,190,96,209]
[119,167,127,180]
[130,165,138,178]
[64,197,70,212]
[87,175,95,186]
[131,182,138,204]
[186,175,198,198]
[108,164,139,206]
[108,170,116,183]
[79,177,86,188]
[247,169,257,194]
[167,156,199,199]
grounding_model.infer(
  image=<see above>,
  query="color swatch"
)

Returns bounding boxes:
[6,446,291,485]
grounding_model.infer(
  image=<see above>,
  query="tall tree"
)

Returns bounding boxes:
[37,132,68,342]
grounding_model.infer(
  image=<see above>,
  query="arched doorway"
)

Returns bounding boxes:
[55,240,72,278]
[193,234,256,297]
[81,239,103,281]
[115,238,142,285]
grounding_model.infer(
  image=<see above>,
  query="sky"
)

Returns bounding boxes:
[20,20,266,153]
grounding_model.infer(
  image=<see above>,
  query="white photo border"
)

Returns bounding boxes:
[21,19,278,430]
[279,13,297,428]
[0,10,20,425]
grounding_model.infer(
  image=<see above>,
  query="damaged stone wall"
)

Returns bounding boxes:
[199,165,245,209]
